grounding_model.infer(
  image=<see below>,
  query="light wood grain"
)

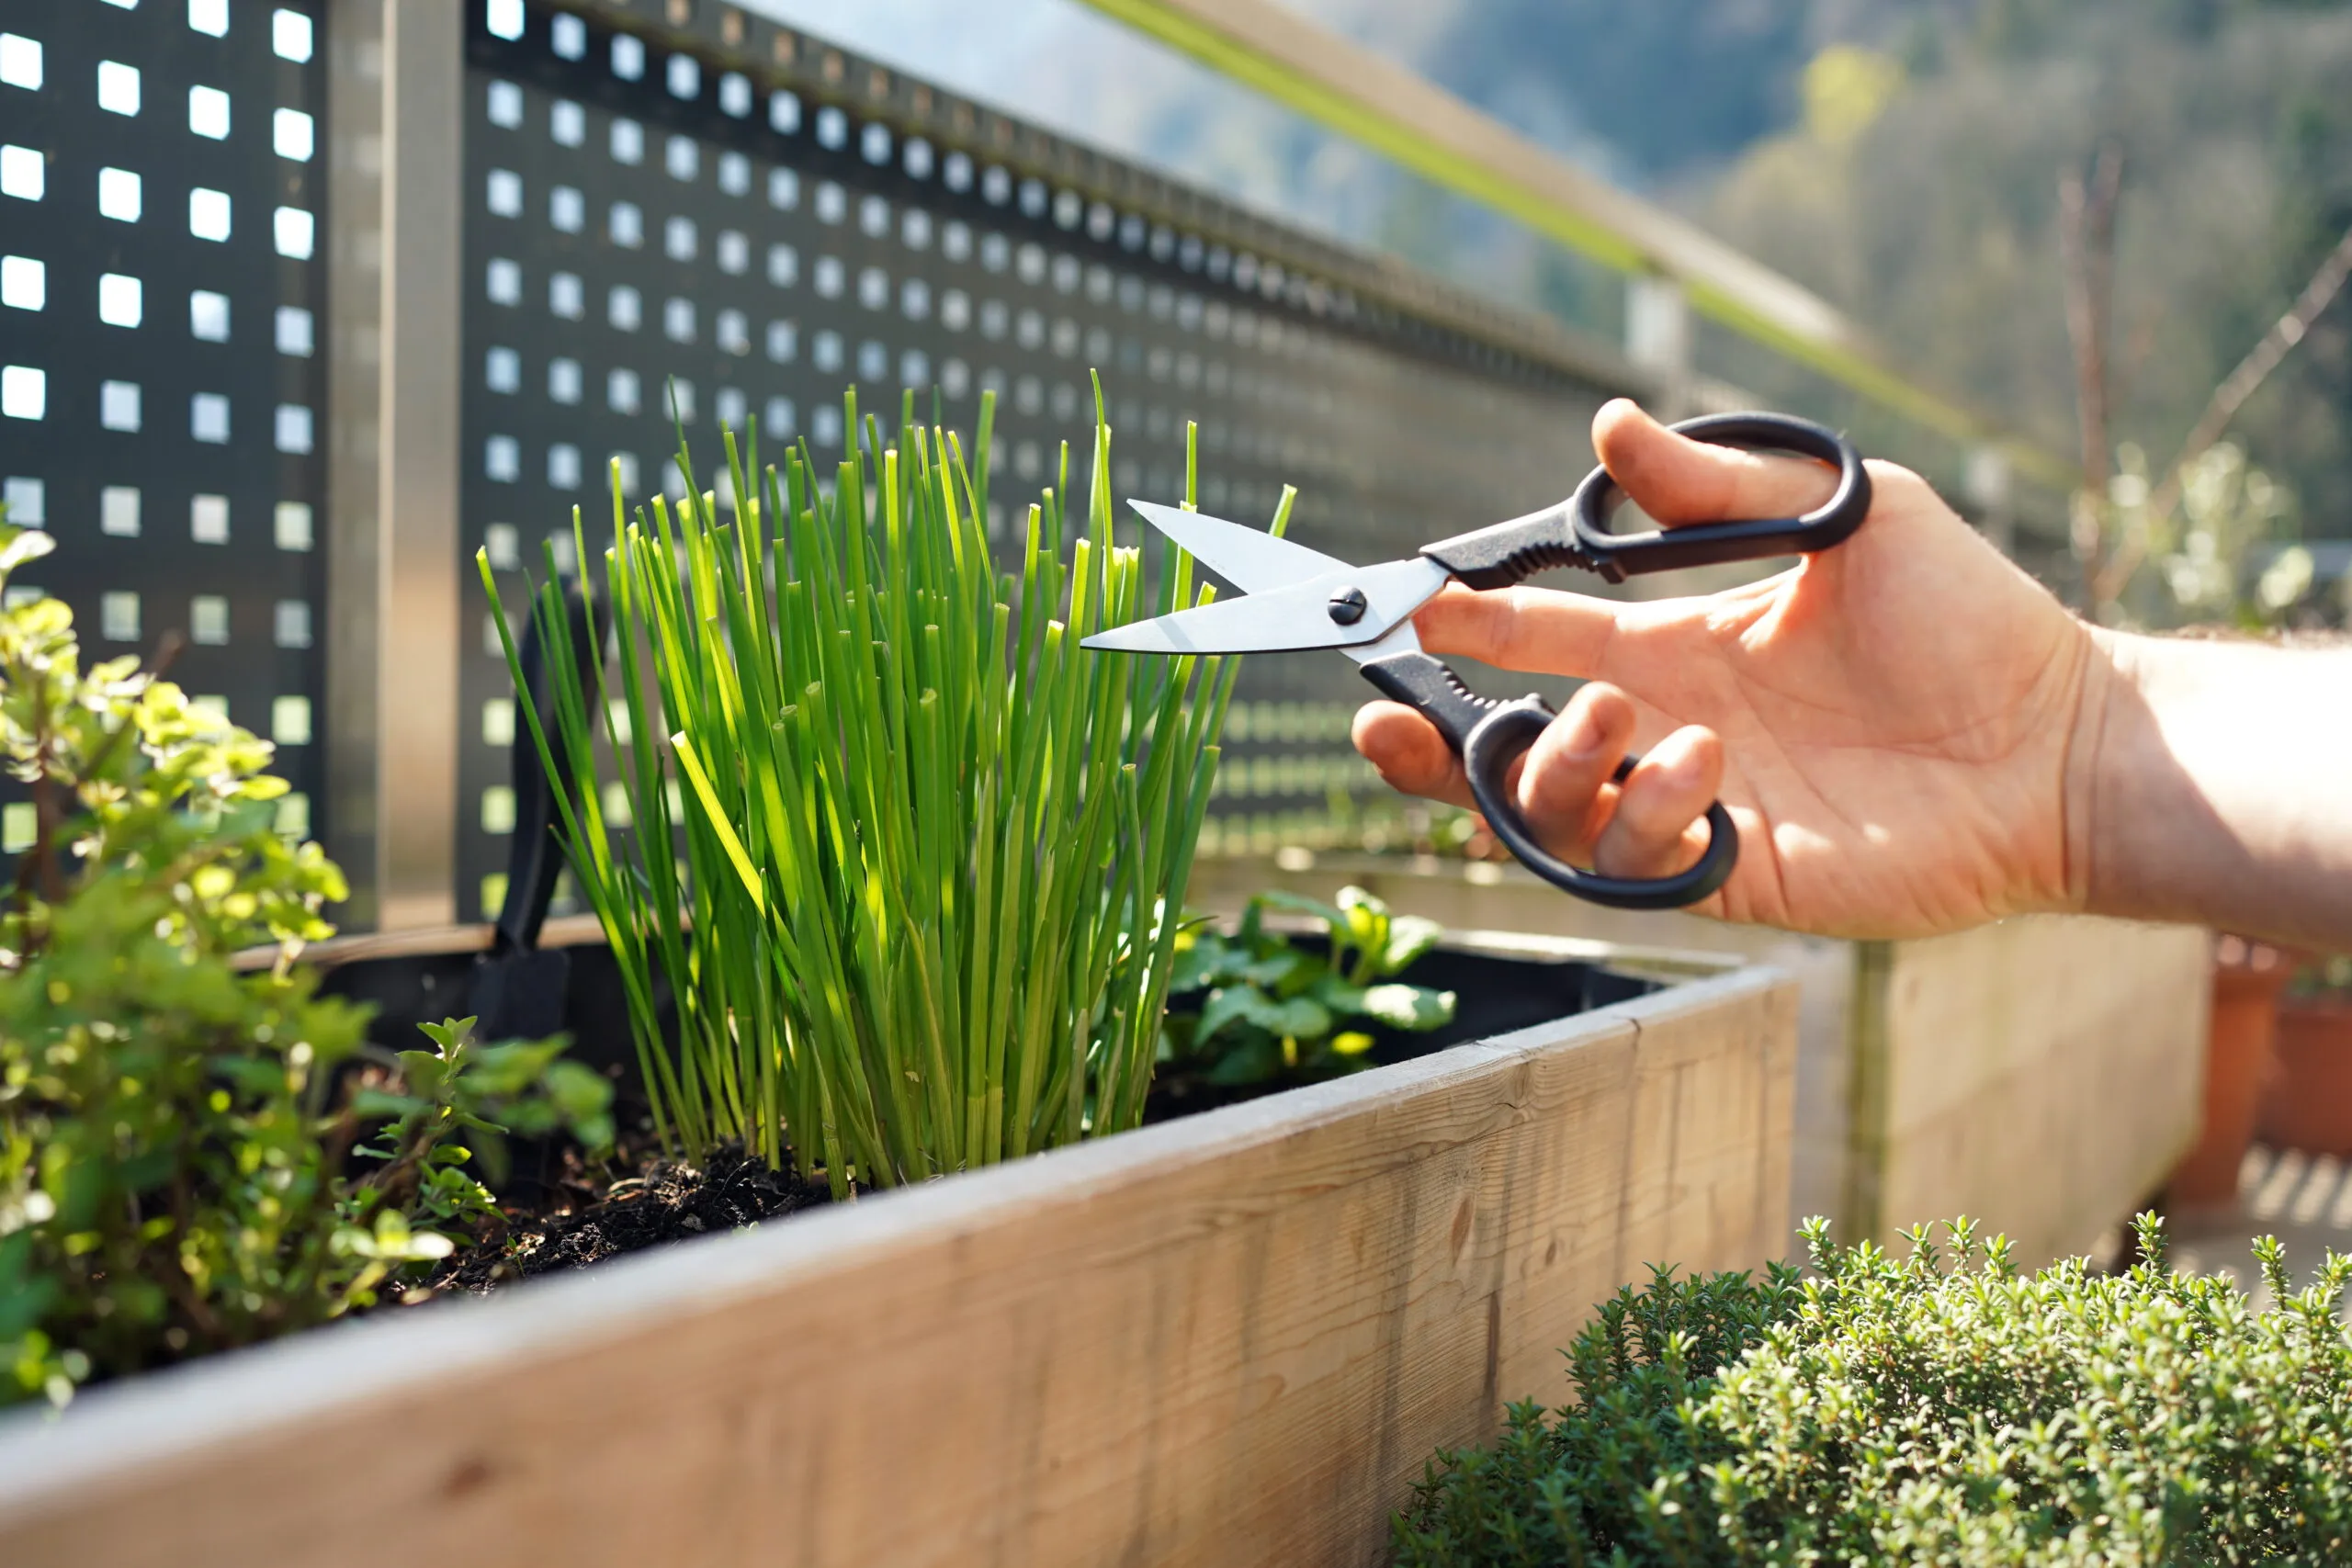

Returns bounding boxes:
[0,965,1795,1568]
[1868,915,2209,1264]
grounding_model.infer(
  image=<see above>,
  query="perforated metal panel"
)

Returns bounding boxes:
[458,1,1634,919]
[0,0,328,852]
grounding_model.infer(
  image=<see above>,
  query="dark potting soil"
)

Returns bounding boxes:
[432,946,1658,1292]
[434,1144,831,1294]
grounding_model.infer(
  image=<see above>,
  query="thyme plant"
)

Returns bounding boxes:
[489,388,1258,1192]
[1396,1215,2352,1564]
[0,526,608,1406]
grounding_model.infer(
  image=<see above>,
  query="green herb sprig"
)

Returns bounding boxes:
[488,383,1274,1192]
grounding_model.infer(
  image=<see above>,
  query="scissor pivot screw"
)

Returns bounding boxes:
[1328,586,1369,626]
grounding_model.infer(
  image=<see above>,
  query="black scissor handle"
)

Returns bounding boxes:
[1568,412,1869,581]
[1360,651,1737,911]
[1419,411,1869,589]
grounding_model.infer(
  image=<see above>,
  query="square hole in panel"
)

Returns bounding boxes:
[480,873,509,921]
[191,492,229,543]
[766,243,797,288]
[763,396,796,438]
[551,99,584,146]
[100,591,140,642]
[0,35,41,93]
[3,475,42,526]
[857,266,888,310]
[1,144,42,202]
[769,89,800,135]
[190,391,228,443]
[718,72,752,118]
[271,694,311,745]
[551,12,586,58]
[715,387,747,430]
[3,366,44,421]
[766,168,797,210]
[274,500,311,550]
[607,367,640,416]
[549,272,582,319]
[1,254,41,311]
[182,190,242,247]
[811,330,841,373]
[273,9,313,63]
[485,434,519,481]
[859,195,888,238]
[101,380,141,432]
[485,345,520,393]
[664,135,697,182]
[813,256,842,299]
[484,171,522,220]
[715,309,747,355]
[814,182,845,225]
[97,61,141,118]
[188,85,229,140]
[548,444,581,490]
[190,0,229,36]
[718,151,750,196]
[275,107,314,162]
[101,169,143,223]
[486,258,522,307]
[487,80,524,129]
[487,0,524,39]
[481,697,515,747]
[275,792,310,840]
[550,185,583,231]
[612,34,645,81]
[274,600,311,649]
[276,305,313,355]
[665,53,699,100]
[763,320,796,363]
[717,229,748,275]
[97,271,141,326]
[606,285,640,332]
[901,209,933,251]
[666,378,695,423]
[274,404,312,454]
[483,522,520,570]
[663,215,695,262]
[480,785,514,835]
[548,356,582,404]
[609,201,642,248]
[610,118,643,165]
[662,298,695,343]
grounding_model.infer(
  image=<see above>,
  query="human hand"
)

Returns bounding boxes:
[1353,400,2099,939]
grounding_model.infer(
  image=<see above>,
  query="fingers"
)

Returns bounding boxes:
[1408,581,1616,680]
[1354,683,1725,880]
[1351,701,1473,810]
[1587,722,1724,878]
[1592,398,1840,526]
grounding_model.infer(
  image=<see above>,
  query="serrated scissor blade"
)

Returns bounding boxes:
[1080,556,1449,655]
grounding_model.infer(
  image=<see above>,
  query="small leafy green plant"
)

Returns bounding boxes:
[1396,1215,2352,1565]
[490,385,1257,1192]
[1162,886,1454,1089]
[0,526,607,1407]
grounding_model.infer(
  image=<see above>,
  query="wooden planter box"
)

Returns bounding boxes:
[1193,853,2208,1265]
[0,939,1794,1568]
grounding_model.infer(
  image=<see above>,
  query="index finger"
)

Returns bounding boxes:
[1408,581,1616,681]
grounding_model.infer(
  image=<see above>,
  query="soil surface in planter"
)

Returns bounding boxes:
[424,944,1659,1293]
[435,1145,830,1293]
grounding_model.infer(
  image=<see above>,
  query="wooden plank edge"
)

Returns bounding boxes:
[0,961,1787,1519]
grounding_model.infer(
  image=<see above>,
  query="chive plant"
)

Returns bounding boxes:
[486,387,1279,1194]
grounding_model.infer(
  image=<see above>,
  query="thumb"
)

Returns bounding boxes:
[1593,399,1840,526]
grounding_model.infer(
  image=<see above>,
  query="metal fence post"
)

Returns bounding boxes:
[326,0,462,930]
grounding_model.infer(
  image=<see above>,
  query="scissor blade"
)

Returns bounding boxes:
[1081,556,1449,655]
[1127,500,1350,595]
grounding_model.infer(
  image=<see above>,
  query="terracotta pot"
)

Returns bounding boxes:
[2166,935,2290,1208]
[2257,998,2352,1157]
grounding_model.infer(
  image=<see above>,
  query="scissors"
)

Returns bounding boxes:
[1080,412,1871,910]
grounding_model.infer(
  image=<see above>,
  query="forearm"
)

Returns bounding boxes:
[2072,628,2352,948]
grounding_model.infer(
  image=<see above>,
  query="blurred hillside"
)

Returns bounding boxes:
[754,0,2352,533]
